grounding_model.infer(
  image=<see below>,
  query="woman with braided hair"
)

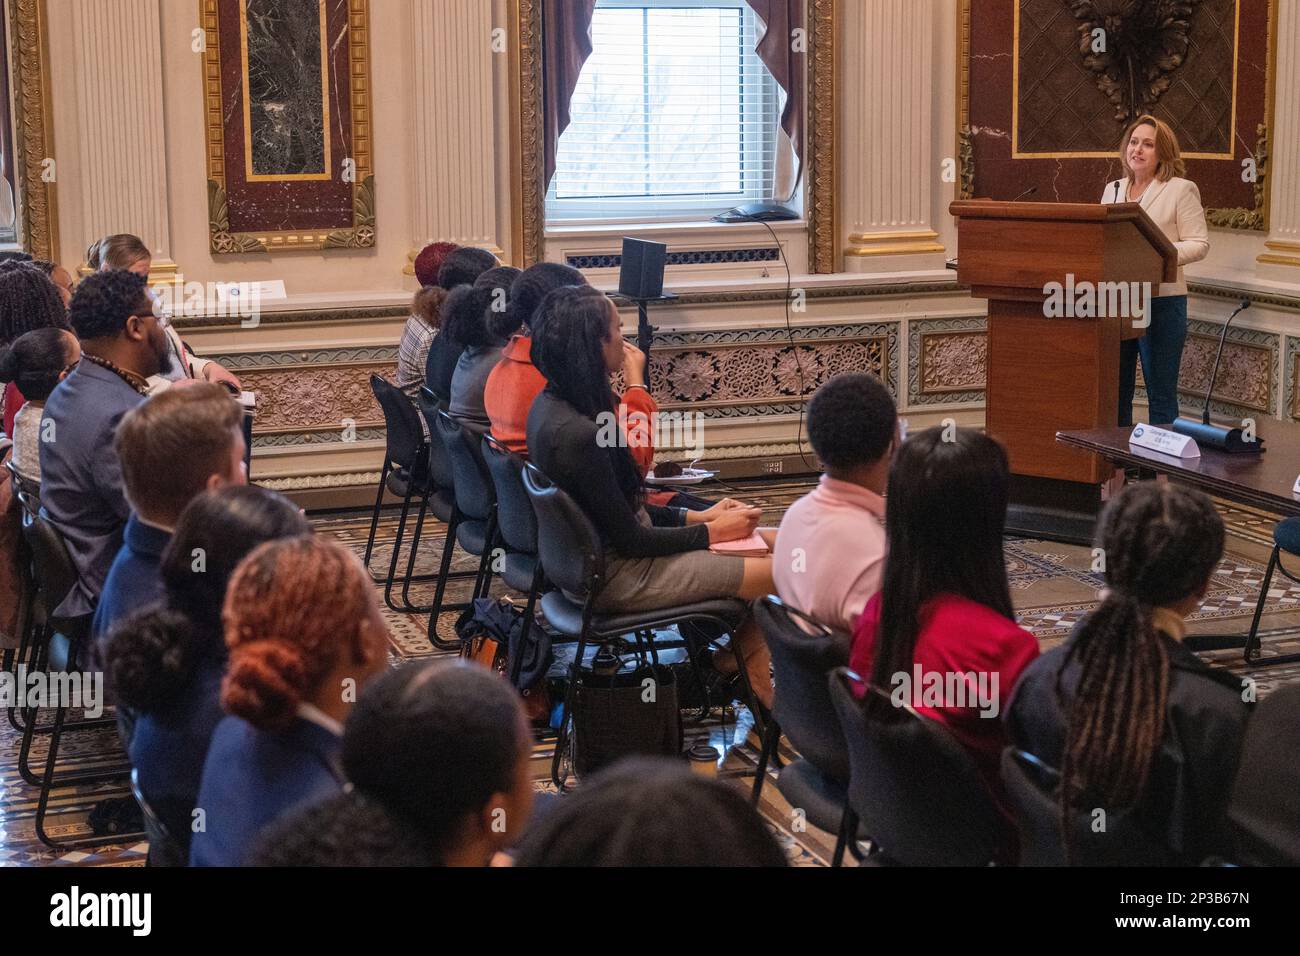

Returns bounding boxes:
[0,259,70,437]
[1006,482,1250,865]
[189,536,389,866]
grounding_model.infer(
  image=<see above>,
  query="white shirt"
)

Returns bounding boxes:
[1100,176,1209,297]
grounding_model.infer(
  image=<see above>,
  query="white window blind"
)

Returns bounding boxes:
[547,0,782,223]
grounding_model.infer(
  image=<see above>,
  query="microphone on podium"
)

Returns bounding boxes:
[1011,186,1038,202]
[1171,299,1262,453]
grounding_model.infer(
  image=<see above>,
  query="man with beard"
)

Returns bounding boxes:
[39,270,174,617]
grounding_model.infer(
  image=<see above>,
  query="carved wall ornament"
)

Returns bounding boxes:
[8,0,58,259]
[1068,0,1205,124]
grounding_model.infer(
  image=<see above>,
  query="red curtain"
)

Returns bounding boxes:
[542,0,598,190]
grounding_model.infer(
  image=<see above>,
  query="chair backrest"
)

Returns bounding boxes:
[435,410,495,522]
[1225,683,1300,866]
[521,461,603,600]
[417,387,455,492]
[21,512,81,622]
[1000,746,1177,866]
[482,433,537,557]
[370,374,427,474]
[753,596,851,782]
[3,456,40,519]
[828,667,1001,866]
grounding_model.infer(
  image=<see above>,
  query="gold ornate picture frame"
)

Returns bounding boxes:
[508,0,838,272]
[6,0,58,260]
[200,0,374,254]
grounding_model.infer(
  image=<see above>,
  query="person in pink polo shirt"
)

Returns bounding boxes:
[772,372,897,633]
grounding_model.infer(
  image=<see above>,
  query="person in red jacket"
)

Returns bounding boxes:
[850,427,1038,827]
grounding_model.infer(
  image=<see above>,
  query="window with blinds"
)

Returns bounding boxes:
[547,0,782,224]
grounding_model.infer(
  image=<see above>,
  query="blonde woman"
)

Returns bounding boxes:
[1100,115,1209,427]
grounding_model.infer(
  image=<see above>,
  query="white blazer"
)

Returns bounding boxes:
[1100,176,1209,297]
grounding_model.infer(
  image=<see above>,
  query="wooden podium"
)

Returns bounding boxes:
[950,200,1177,541]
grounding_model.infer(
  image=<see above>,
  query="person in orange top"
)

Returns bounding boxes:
[484,263,659,476]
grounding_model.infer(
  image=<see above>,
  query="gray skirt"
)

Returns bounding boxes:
[592,510,746,613]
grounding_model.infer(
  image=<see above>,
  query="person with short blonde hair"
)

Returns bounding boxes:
[1101,114,1209,427]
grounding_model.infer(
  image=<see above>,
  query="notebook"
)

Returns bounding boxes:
[708,533,770,557]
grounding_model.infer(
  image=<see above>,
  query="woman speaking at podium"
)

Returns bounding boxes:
[1101,114,1209,427]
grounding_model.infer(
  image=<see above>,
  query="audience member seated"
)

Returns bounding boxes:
[0,259,70,439]
[525,285,774,706]
[92,384,249,664]
[512,757,787,866]
[0,327,80,480]
[1006,482,1249,865]
[104,486,310,864]
[849,427,1038,824]
[248,661,534,867]
[39,270,165,617]
[423,247,499,402]
[444,265,522,433]
[1226,682,1300,866]
[483,262,587,453]
[87,234,241,393]
[189,536,388,866]
[773,372,896,632]
[396,240,458,401]
[33,259,76,308]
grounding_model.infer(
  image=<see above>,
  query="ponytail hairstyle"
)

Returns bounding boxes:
[0,327,77,401]
[0,260,70,345]
[436,246,499,291]
[531,285,643,504]
[88,233,150,273]
[499,262,585,341]
[342,661,530,862]
[1057,482,1223,846]
[221,537,386,730]
[105,486,310,714]
[441,265,522,349]
[867,427,1014,719]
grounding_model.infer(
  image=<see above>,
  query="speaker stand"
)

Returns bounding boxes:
[612,292,678,389]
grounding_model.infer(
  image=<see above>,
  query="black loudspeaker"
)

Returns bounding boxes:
[618,238,667,299]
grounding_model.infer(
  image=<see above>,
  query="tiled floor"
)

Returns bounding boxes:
[3,478,1297,866]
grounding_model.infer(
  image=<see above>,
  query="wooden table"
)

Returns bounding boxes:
[1057,422,1300,665]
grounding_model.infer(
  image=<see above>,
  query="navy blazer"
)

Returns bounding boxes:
[190,713,345,867]
[92,514,172,664]
[129,651,226,855]
[1006,629,1249,864]
[38,360,146,617]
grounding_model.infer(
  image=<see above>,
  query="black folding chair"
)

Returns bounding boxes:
[750,596,866,865]
[828,667,1001,866]
[522,462,757,789]
[18,511,138,849]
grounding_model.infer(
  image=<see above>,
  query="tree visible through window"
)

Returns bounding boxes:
[548,0,781,223]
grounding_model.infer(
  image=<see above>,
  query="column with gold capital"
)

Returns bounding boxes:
[1258,0,1300,272]
[840,0,947,273]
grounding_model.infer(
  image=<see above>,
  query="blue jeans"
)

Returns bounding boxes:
[1119,294,1187,427]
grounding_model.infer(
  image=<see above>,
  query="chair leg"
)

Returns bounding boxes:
[750,715,780,806]
[726,623,769,743]
[509,568,544,687]
[382,488,417,612]
[428,510,467,650]
[1245,546,1279,663]
[398,491,433,612]
[362,461,391,573]
[832,806,859,868]
[552,635,588,792]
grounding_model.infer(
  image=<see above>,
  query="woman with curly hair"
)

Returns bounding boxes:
[189,536,389,866]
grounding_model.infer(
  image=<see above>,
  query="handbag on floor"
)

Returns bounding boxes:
[571,660,682,778]
[456,598,553,721]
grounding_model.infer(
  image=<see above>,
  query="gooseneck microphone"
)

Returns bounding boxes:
[1011,186,1038,203]
[1171,299,1261,453]
[1110,180,1122,203]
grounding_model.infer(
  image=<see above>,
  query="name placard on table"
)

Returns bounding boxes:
[1129,424,1201,459]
